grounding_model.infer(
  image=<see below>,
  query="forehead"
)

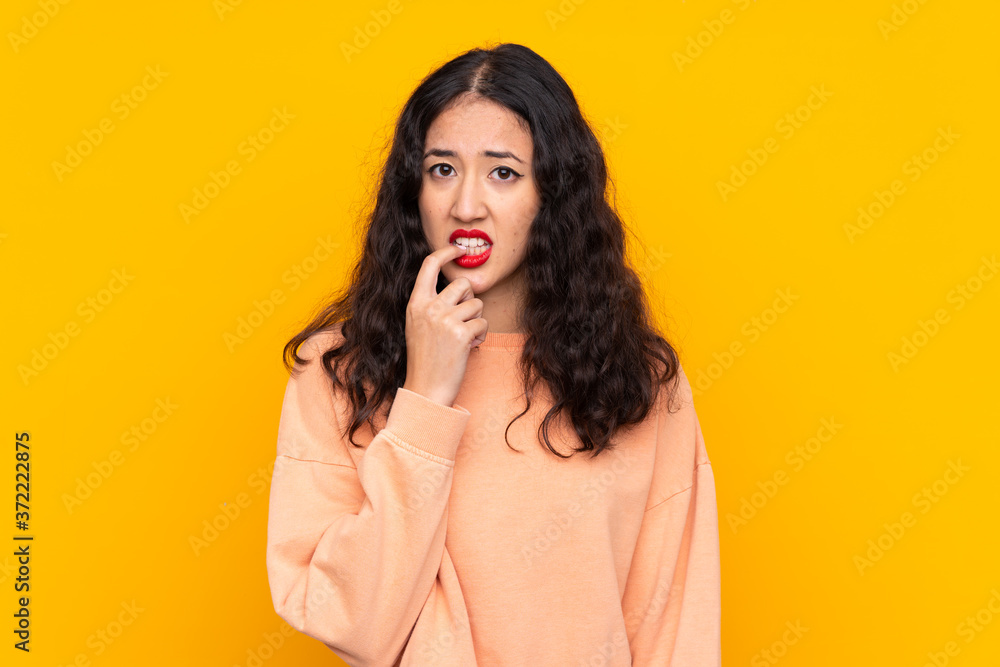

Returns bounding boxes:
[424,97,532,155]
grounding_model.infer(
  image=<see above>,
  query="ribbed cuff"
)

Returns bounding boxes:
[383,388,471,462]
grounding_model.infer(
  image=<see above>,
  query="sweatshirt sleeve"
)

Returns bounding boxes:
[265,332,472,667]
[621,365,722,666]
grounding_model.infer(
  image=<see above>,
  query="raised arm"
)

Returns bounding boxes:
[265,333,471,666]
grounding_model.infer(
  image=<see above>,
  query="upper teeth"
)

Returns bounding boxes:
[453,237,490,247]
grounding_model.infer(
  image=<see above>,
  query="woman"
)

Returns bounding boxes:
[266,42,721,666]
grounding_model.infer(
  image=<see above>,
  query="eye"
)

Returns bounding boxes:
[492,166,522,181]
[428,163,523,180]
[428,163,455,177]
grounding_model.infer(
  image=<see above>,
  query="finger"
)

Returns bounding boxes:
[450,297,484,323]
[469,318,489,348]
[412,244,467,302]
[438,275,477,306]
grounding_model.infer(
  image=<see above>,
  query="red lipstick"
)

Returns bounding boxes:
[449,229,493,268]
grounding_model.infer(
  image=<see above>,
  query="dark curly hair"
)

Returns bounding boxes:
[282,42,682,459]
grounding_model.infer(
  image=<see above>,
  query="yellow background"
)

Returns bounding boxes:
[3,0,998,665]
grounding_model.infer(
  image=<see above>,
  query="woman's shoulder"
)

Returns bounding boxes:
[654,360,705,451]
[279,322,363,462]
[297,322,347,363]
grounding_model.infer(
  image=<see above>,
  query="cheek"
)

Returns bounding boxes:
[420,191,447,222]
[512,202,538,240]
[417,196,435,233]
[516,188,540,220]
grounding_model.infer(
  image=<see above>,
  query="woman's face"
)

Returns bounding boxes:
[418,95,540,313]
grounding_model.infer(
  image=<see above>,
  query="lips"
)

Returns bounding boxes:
[449,229,492,268]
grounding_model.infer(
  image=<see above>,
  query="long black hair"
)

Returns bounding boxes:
[283,42,682,459]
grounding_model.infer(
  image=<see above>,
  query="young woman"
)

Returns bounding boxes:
[265,43,721,666]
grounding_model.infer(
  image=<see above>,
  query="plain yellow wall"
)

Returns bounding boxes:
[3,0,998,665]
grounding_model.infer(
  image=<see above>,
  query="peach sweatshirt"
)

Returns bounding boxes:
[266,327,721,666]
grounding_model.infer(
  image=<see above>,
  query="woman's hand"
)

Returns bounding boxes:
[401,244,488,408]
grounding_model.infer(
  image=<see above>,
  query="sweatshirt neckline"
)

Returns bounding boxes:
[477,331,528,350]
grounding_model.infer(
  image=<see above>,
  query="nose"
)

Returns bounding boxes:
[451,172,487,222]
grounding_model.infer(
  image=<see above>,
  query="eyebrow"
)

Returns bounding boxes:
[422,148,524,164]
